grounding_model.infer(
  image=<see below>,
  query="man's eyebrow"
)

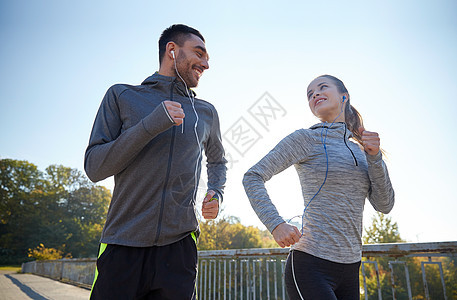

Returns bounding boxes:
[194,46,207,53]
[194,45,209,60]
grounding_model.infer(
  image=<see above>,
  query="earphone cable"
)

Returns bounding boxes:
[173,57,203,207]
[292,99,345,296]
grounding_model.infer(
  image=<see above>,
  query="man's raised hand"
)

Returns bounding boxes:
[164,100,185,126]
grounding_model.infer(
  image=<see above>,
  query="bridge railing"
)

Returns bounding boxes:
[21,241,457,299]
[196,241,457,300]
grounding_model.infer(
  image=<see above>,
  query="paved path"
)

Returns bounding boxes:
[0,270,90,300]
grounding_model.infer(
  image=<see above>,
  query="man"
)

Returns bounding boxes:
[85,24,227,299]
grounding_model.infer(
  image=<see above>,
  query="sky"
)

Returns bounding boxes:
[1,0,457,243]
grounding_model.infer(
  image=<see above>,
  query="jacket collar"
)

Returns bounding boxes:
[309,122,353,138]
[141,72,197,98]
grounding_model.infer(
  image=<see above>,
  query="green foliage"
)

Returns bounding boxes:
[197,216,276,250]
[0,158,110,265]
[444,257,457,299]
[363,212,404,244]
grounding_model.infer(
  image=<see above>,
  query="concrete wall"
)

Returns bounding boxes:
[22,258,96,288]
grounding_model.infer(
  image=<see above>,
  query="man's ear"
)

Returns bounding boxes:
[166,42,177,60]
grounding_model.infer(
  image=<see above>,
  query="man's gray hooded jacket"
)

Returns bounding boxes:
[85,73,227,247]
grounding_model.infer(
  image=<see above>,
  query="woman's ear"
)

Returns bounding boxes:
[342,94,349,103]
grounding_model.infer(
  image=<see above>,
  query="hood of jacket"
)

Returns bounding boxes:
[141,72,197,98]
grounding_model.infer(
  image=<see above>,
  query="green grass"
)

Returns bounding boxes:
[0,266,22,272]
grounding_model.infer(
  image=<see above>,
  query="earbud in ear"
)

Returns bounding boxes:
[342,96,346,103]
[171,50,175,59]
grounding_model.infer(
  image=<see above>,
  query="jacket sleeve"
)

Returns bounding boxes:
[84,86,175,182]
[204,107,227,201]
[366,152,395,213]
[242,130,309,233]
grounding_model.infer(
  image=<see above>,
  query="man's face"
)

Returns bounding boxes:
[174,34,209,88]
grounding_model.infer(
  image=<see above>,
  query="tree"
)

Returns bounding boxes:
[361,212,404,299]
[0,159,45,264]
[197,216,276,250]
[0,159,110,264]
[363,212,403,244]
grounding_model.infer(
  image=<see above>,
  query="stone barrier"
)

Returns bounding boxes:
[22,258,96,288]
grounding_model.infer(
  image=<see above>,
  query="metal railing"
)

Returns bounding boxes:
[21,241,457,299]
[197,248,287,300]
[197,242,457,300]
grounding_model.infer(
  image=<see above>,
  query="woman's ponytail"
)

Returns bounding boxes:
[344,101,364,146]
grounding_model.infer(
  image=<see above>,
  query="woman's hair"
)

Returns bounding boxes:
[317,75,364,145]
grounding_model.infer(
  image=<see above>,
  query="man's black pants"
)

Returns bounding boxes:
[90,234,197,300]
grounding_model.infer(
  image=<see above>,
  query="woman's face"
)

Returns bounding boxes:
[307,77,346,123]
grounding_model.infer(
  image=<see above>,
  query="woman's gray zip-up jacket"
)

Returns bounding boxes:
[85,73,227,247]
[243,122,394,263]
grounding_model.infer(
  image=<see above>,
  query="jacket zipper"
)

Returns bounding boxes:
[343,124,358,166]
[154,81,177,244]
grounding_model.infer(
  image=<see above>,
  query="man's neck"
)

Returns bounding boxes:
[158,64,175,78]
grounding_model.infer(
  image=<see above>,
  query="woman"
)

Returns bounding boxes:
[243,75,395,299]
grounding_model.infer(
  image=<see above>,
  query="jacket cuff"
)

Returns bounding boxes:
[142,102,175,137]
[366,151,383,164]
[208,190,222,202]
[268,219,286,234]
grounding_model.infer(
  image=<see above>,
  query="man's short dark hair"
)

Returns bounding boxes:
[158,24,205,65]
